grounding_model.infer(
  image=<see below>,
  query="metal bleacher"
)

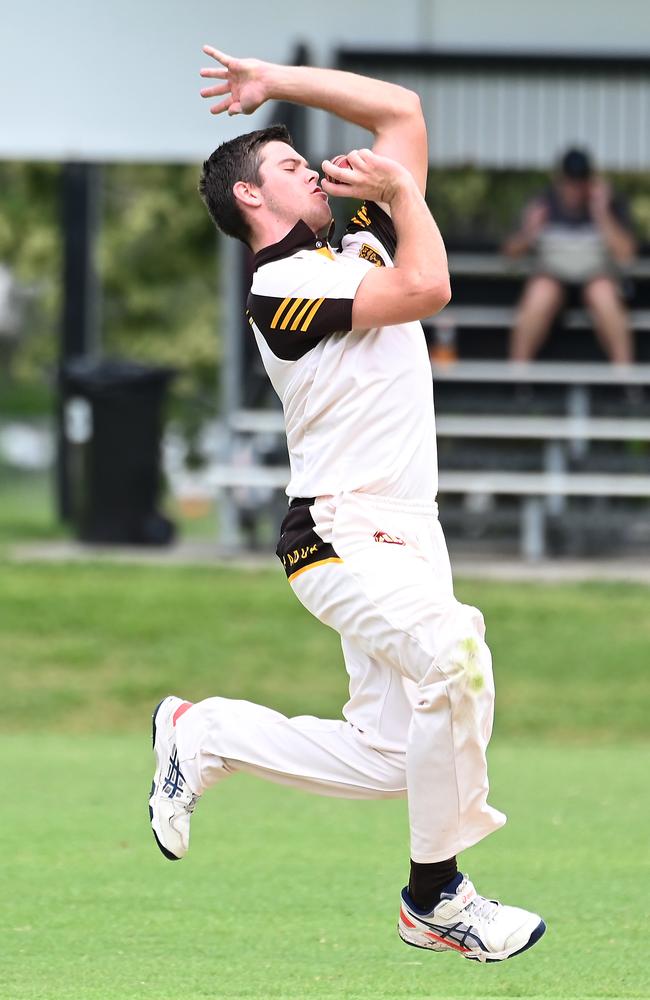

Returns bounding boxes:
[215,262,650,560]
[216,246,650,558]
[215,355,650,560]
[422,246,650,557]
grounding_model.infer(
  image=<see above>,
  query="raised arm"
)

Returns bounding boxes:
[200,47,428,195]
[502,199,548,258]
[589,180,637,265]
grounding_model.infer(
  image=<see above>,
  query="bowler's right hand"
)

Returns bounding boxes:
[321,148,414,206]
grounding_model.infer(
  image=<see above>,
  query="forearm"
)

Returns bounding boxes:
[261,63,420,134]
[503,232,535,257]
[389,179,450,298]
[596,215,636,264]
[350,180,449,326]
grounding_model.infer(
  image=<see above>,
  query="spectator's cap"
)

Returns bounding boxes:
[560,147,593,180]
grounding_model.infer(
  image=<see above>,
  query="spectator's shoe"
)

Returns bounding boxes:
[398,874,545,962]
[148,696,199,861]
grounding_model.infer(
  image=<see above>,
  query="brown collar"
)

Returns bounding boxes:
[253,219,336,271]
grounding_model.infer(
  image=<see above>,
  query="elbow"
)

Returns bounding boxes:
[393,87,424,122]
[407,273,451,316]
[404,89,423,116]
[409,93,427,134]
[438,278,452,309]
[424,276,452,315]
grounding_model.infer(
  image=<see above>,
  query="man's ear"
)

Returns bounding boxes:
[233,181,262,209]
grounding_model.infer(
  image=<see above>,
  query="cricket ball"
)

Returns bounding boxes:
[325,154,351,184]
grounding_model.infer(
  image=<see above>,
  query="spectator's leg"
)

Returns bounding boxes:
[582,276,633,364]
[510,275,565,361]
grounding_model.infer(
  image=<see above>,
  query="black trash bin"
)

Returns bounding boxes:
[61,358,176,545]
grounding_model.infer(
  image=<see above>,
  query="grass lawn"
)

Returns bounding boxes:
[0,468,68,545]
[1,553,649,998]
[3,737,649,1000]
[1,560,649,741]
[0,465,217,547]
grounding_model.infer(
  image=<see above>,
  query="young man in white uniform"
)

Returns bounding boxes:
[148,47,546,963]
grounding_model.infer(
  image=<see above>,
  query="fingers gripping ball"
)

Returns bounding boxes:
[325,154,351,185]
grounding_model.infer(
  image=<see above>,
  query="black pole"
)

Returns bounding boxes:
[56,161,102,519]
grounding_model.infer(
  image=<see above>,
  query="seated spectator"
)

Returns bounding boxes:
[503,148,637,363]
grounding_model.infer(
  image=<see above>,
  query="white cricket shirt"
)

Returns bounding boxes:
[247,201,438,501]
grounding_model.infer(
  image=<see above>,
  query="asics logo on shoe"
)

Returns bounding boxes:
[163,748,185,799]
[420,920,486,952]
[423,931,471,953]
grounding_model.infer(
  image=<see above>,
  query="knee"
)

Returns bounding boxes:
[582,276,620,309]
[519,275,563,315]
[424,603,494,695]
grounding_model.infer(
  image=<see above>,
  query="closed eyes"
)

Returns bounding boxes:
[279,157,310,172]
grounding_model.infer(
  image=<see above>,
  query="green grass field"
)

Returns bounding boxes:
[0,468,68,545]
[2,544,650,998]
[3,737,648,1000]
[3,561,649,741]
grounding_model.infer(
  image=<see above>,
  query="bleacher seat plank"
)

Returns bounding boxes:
[436,414,650,440]
[430,360,650,384]
[207,464,650,499]
[447,253,650,281]
[437,470,650,498]
[230,409,650,442]
[428,305,650,332]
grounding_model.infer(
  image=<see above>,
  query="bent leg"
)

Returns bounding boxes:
[291,494,506,863]
[582,276,633,364]
[339,635,415,755]
[510,275,565,361]
[174,696,406,800]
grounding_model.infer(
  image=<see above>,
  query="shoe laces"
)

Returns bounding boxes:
[186,793,200,815]
[465,895,500,924]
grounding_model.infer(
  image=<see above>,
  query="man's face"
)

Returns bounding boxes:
[256,141,332,234]
[557,176,591,212]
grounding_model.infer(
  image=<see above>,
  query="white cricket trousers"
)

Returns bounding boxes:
[175,491,506,862]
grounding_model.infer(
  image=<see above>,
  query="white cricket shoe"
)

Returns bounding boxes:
[148,696,199,861]
[398,874,546,962]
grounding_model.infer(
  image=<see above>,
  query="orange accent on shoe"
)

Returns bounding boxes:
[172,701,193,726]
[424,930,470,953]
[400,907,417,929]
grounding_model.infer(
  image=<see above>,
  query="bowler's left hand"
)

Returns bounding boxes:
[200,46,270,116]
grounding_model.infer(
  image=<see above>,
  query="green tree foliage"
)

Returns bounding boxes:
[1,161,648,420]
[100,163,218,407]
[426,166,650,247]
[0,162,219,419]
[0,162,62,391]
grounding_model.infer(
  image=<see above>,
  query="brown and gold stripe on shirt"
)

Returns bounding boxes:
[270,296,325,333]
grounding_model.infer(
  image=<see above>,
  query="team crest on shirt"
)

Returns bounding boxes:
[373,530,405,546]
[359,243,385,267]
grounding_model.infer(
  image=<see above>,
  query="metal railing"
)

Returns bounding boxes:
[332,50,650,170]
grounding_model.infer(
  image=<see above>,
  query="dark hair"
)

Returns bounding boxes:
[560,147,593,180]
[199,124,293,246]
